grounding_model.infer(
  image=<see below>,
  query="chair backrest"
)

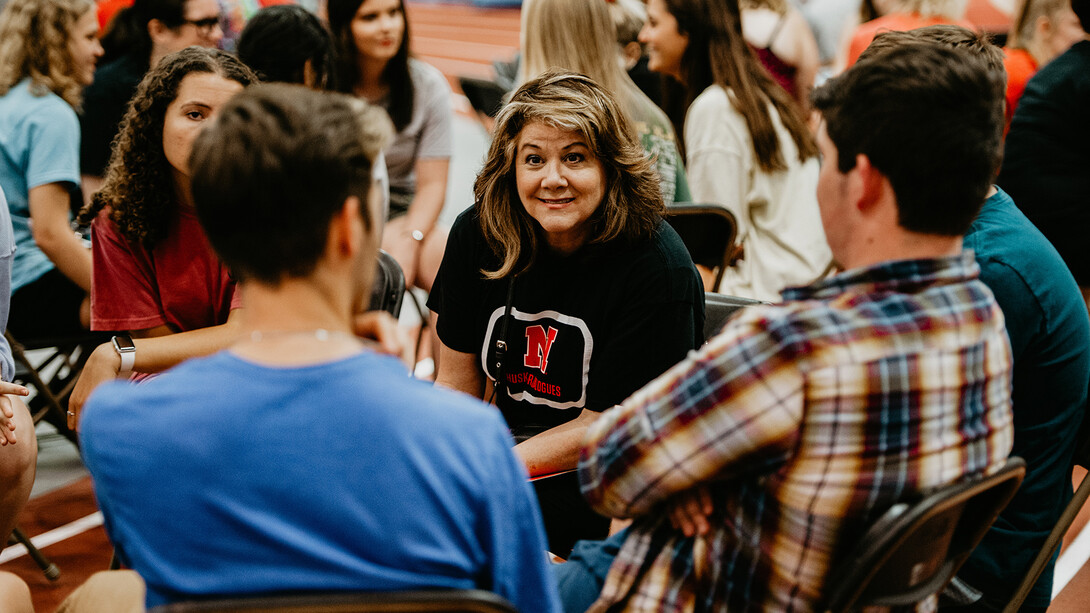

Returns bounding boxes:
[149,589,519,613]
[824,456,1026,612]
[1001,408,1090,612]
[369,250,406,317]
[704,292,765,340]
[664,203,739,291]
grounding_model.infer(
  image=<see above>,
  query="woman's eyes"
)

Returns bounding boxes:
[523,153,587,165]
[185,111,205,120]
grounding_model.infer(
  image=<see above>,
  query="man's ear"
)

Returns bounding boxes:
[852,153,885,212]
[329,196,365,259]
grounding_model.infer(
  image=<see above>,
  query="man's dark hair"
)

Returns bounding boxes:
[860,26,1007,94]
[811,42,1003,236]
[190,84,390,284]
[237,5,335,89]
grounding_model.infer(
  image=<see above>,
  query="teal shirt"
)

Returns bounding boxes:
[959,187,1090,608]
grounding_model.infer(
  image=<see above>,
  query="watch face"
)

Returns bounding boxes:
[112,335,136,352]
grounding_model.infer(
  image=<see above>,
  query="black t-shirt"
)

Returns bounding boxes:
[429,207,705,436]
[80,53,147,177]
[999,40,1090,284]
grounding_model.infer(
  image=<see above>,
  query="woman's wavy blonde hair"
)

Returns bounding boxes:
[0,0,95,109]
[77,47,259,248]
[475,71,663,279]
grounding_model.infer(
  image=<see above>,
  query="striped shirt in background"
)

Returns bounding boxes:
[579,253,1015,612]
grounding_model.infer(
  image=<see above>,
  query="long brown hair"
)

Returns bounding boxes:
[78,47,258,248]
[667,0,817,171]
[327,0,414,131]
[474,71,663,279]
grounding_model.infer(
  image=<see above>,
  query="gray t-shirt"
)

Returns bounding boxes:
[383,59,453,200]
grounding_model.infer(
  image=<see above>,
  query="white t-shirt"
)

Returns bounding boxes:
[685,84,830,301]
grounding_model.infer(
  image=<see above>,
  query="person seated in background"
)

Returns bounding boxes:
[236,4,392,224]
[236,3,335,89]
[429,71,704,556]
[80,0,224,197]
[607,0,665,109]
[844,0,973,66]
[0,0,101,339]
[519,0,691,206]
[856,24,1090,613]
[66,48,257,425]
[1001,0,1085,132]
[999,0,1090,308]
[640,0,830,300]
[76,83,559,611]
[555,41,1014,612]
[740,0,821,112]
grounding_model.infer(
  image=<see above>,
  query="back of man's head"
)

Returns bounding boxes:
[190,84,391,284]
[811,42,1003,236]
[861,25,1007,93]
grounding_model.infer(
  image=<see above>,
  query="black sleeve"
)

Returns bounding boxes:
[585,226,705,411]
[80,78,132,176]
[427,207,487,353]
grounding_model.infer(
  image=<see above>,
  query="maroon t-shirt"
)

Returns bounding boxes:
[90,206,240,333]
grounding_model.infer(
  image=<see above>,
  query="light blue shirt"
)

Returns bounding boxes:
[0,78,81,292]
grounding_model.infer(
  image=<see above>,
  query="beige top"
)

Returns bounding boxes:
[685,84,830,301]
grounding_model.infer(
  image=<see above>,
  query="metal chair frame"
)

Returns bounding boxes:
[664,203,739,292]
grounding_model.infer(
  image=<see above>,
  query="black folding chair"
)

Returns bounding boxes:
[664,203,739,292]
[149,589,519,613]
[824,457,1026,612]
[369,250,406,318]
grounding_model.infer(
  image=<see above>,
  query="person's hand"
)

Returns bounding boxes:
[667,485,715,537]
[68,342,121,431]
[353,311,405,357]
[0,382,30,446]
[383,231,421,289]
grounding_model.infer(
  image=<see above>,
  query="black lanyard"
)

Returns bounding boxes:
[487,275,517,405]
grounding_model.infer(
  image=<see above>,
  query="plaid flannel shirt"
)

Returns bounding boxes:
[579,253,1014,612]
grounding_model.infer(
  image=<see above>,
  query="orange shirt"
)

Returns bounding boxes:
[847,13,977,66]
[1002,47,1038,134]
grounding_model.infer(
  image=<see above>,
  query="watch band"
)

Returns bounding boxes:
[112,334,136,377]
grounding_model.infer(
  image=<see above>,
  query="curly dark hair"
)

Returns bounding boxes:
[78,47,258,248]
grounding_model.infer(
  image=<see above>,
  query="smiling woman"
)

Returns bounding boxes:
[428,72,705,556]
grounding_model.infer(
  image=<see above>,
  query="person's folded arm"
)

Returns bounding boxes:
[578,315,805,519]
[513,408,599,476]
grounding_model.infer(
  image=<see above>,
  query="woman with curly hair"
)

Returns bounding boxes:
[328,0,451,294]
[67,47,257,423]
[428,72,704,556]
[0,0,102,338]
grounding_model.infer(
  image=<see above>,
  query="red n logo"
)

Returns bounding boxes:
[524,325,559,374]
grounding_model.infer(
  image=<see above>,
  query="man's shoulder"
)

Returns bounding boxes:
[968,190,1081,309]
